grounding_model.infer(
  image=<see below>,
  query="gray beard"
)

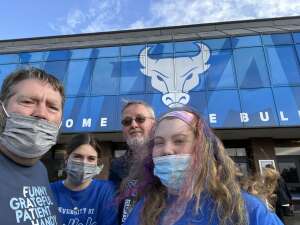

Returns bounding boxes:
[126,136,149,160]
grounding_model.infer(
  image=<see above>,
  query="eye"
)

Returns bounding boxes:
[186,73,193,81]
[156,75,164,82]
[154,140,164,146]
[174,139,185,145]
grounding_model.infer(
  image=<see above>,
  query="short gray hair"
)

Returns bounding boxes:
[121,100,155,118]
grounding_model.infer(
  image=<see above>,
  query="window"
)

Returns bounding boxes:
[174,40,200,53]
[43,60,68,82]
[278,162,299,183]
[148,42,174,55]
[234,47,270,88]
[231,35,262,48]
[206,50,237,89]
[239,88,278,127]
[64,59,94,96]
[265,46,300,86]
[94,46,120,58]
[91,57,120,95]
[273,87,300,126]
[202,38,231,50]
[121,44,146,56]
[120,56,146,94]
[0,54,19,64]
[262,33,293,45]
[20,51,46,63]
[207,90,242,128]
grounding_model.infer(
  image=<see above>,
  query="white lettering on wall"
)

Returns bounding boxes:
[240,113,249,122]
[65,119,74,128]
[279,111,288,121]
[209,114,217,123]
[82,118,92,127]
[100,118,108,127]
[260,112,270,122]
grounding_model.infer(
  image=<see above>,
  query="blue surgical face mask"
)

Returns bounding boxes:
[153,154,191,191]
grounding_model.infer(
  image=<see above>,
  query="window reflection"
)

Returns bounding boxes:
[278,162,300,183]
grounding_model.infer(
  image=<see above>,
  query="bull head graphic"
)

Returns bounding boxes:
[139,43,210,108]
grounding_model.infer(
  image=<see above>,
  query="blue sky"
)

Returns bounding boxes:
[1,0,300,40]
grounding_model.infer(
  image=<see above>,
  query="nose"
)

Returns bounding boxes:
[130,118,139,128]
[162,93,190,108]
[161,141,175,156]
[32,104,48,121]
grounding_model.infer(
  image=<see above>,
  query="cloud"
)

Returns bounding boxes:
[149,0,300,27]
[49,0,300,35]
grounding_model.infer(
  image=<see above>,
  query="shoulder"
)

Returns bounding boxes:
[242,192,284,225]
[50,180,63,192]
[92,179,116,195]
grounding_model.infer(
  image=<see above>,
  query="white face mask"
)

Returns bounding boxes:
[0,103,60,159]
[65,159,103,185]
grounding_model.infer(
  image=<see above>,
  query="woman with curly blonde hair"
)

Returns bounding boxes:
[122,108,283,225]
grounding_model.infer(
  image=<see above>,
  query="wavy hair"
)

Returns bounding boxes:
[120,107,248,225]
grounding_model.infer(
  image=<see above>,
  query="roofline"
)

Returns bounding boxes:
[1,15,300,43]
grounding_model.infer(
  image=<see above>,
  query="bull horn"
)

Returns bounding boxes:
[193,43,210,64]
[139,46,155,70]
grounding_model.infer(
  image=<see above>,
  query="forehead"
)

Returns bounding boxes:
[11,79,62,104]
[122,104,151,117]
[71,144,98,156]
[155,118,193,137]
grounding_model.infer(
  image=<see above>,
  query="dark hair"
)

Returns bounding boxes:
[66,133,102,157]
[0,67,65,107]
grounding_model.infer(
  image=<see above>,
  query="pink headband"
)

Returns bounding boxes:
[160,111,195,126]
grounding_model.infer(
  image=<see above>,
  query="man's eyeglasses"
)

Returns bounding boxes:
[121,115,154,127]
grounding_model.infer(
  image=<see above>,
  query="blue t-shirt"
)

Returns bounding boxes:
[123,192,284,225]
[0,154,61,225]
[51,179,117,225]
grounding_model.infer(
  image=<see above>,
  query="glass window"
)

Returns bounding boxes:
[94,46,119,58]
[206,50,237,89]
[186,91,208,121]
[295,45,300,64]
[239,88,278,127]
[146,54,175,94]
[207,90,242,128]
[293,32,300,43]
[273,87,300,126]
[20,51,45,63]
[174,51,207,91]
[234,47,270,88]
[231,35,262,48]
[266,46,300,86]
[148,42,173,55]
[121,44,146,56]
[262,33,293,45]
[278,162,299,183]
[202,38,231,50]
[120,56,146,94]
[0,54,19,64]
[64,59,94,96]
[175,40,200,53]
[45,50,71,61]
[43,60,68,82]
[91,57,120,95]
[62,96,119,132]
[70,48,94,59]
[0,64,18,87]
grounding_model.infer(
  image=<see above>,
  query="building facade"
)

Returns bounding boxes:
[0,16,300,200]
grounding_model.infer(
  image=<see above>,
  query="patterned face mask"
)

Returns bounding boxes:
[65,159,103,185]
[153,154,191,191]
[0,102,60,159]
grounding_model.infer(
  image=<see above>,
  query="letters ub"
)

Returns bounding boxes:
[139,43,210,108]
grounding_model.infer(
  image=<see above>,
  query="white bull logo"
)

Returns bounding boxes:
[139,43,210,108]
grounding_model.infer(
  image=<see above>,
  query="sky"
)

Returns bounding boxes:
[0,0,300,41]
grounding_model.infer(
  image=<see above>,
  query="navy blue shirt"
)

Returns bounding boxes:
[0,154,61,225]
[51,179,117,225]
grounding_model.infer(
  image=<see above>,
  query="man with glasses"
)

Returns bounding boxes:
[109,100,155,224]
